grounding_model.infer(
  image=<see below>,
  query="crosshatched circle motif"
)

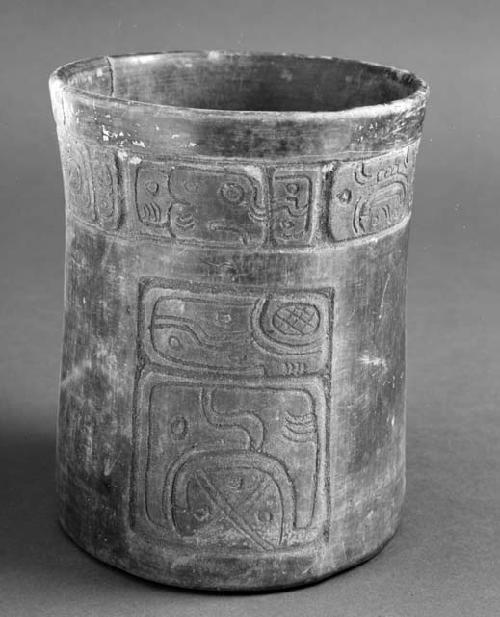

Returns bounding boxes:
[272,303,320,337]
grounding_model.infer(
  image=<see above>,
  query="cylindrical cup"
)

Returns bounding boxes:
[49,51,428,591]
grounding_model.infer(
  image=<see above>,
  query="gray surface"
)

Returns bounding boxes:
[0,0,499,615]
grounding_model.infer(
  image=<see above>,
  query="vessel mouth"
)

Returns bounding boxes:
[50,50,428,116]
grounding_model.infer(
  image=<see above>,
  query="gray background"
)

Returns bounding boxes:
[1,0,499,615]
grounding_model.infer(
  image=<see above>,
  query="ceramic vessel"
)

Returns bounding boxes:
[49,51,428,591]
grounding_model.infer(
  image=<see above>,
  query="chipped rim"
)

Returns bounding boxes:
[49,50,429,122]
[49,51,429,158]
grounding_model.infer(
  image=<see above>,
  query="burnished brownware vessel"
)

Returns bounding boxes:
[49,51,429,591]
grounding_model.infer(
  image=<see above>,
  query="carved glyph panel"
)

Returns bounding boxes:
[329,144,417,241]
[61,140,121,230]
[58,393,120,492]
[61,141,94,223]
[270,168,321,247]
[132,372,327,552]
[60,141,417,243]
[135,162,267,247]
[140,282,332,377]
[89,147,121,230]
[131,278,333,553]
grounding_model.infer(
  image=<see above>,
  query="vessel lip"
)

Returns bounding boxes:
[49,50,429,123]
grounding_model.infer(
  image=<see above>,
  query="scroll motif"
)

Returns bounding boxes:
[135,163,267,247]
[270,169,320,246]
[329,144,417,241]
[133,373,327,551]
